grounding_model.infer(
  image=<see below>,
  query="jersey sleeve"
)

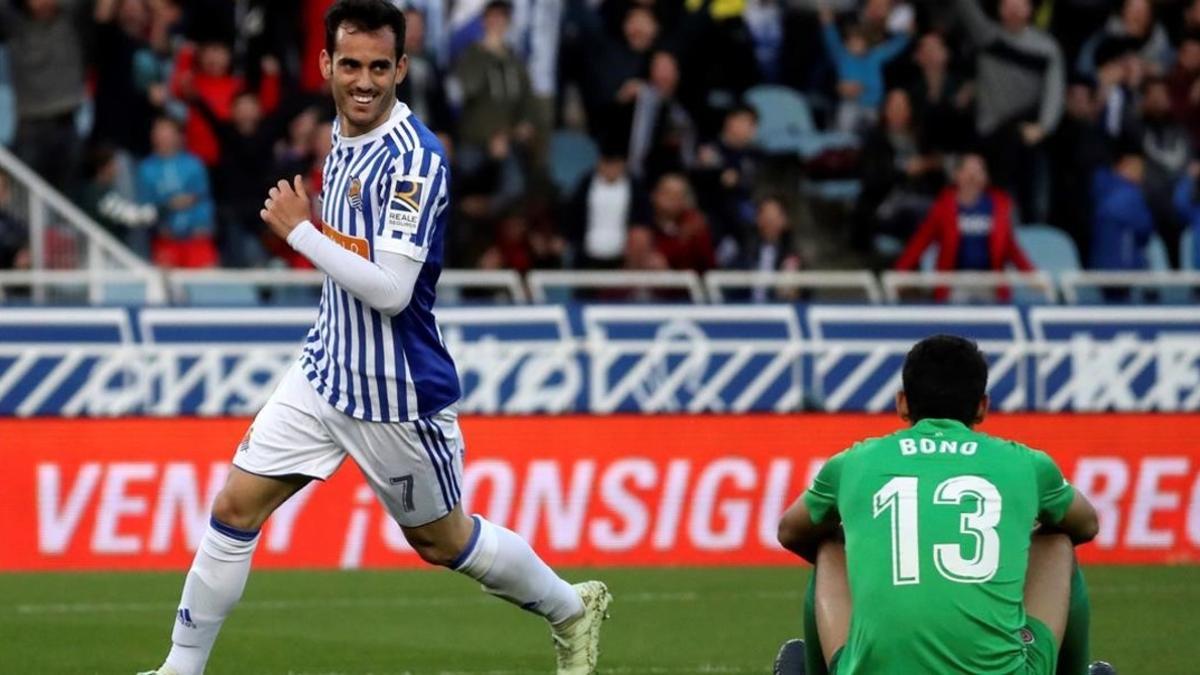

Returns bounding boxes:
[803,451,846,525]
[1031,449,1075,525]
[374,147,448,262]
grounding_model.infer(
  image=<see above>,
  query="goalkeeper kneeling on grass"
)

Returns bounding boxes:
[772,335,1115,675]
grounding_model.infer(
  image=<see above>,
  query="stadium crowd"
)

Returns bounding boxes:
[1,0,1200,282]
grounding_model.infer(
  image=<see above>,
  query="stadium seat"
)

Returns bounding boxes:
[102,283,148,305]
[1145,233,1170,271]
[548,130,598,197]
[181,283,260,306]
[1144,232,1191,303]
[1016,225,1082,274]
[743,84,859,160]
[0,47,14,147]
[920,243,939,272]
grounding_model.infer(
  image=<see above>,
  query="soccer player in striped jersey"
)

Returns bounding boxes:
[138,2,610,674]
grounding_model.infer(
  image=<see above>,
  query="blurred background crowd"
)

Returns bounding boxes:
[1,0,1199,282]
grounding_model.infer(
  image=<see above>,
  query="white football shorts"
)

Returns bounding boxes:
[233,360,464,527]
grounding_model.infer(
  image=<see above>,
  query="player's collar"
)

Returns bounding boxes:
[335,101,411,148]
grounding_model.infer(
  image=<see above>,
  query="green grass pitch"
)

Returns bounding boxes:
[2,566,1198,674]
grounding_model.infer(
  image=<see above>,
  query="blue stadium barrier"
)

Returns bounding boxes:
[0,304,1196,416]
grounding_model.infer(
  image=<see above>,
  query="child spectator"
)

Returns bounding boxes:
[137,116,218,268]
[818,0,912,134]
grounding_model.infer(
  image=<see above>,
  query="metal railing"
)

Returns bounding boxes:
[881,271,1058,303]
[1059,271,1200,304]
[6,267,1200,305]
[705,270,883,303]
[526,270,707,303]
[0,144,166,304]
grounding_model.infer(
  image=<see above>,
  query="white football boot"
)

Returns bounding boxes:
[551,580,612,675]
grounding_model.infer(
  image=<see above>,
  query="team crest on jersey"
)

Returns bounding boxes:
[347,176,363,210]
[385,175,424,236]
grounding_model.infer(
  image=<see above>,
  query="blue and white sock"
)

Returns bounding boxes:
[452,515,584,627]
[164,517,259,675]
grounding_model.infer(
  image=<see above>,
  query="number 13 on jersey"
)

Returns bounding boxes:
[874,475,1003,586]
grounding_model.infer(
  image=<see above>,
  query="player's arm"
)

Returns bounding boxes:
[262,176,420,317]
[778,452,845,564]
[1039,491,1099,545]
[777,496,841,565]
[1031,449,1099,545]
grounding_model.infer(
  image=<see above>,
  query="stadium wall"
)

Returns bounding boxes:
[2,305,1200,414]
[2,415,1197,571]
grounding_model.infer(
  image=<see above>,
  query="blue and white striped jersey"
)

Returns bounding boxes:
[299,101,460,422]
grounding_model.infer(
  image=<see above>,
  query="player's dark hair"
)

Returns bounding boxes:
[901,335,988,426]
[325,0,407,61]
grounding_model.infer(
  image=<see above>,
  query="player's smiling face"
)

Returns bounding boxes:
[321,24,407,137]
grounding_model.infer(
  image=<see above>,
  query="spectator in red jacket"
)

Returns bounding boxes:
[895,153,1034,300]
[170,40,280,166]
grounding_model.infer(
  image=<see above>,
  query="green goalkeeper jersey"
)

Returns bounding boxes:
[803,418,1076,674]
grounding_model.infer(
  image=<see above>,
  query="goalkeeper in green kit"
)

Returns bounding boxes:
[774,335,1115,675]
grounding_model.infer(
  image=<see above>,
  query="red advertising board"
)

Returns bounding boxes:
[1,415,1197,570]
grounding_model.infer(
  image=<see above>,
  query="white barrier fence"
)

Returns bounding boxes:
[1,267,1198,305]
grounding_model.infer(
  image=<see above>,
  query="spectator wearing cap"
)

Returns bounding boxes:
[955,0,1064,224]
[0,0,92,191]
[136,117,218,268]
[1090,149,1154,272]
[895,154,1033,301]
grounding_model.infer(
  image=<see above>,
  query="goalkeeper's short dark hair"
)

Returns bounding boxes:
[901,335,989,425]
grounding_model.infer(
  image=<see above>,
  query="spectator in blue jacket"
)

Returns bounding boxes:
[1090,150,1154,271]
[1174,163,1200,269]
[818,0,912,134]
[137,116,218,268]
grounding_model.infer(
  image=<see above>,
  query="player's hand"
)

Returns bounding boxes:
[261,175,310,240]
